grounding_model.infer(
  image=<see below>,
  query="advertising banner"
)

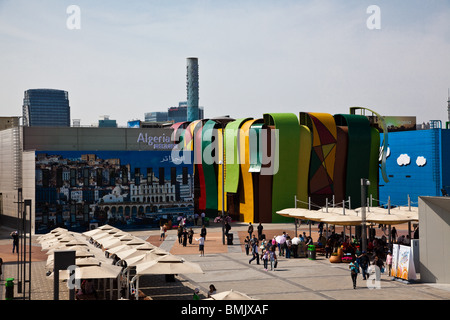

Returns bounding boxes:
[393,244,417,281]
[391,244,399,277]
[35,150,194,233]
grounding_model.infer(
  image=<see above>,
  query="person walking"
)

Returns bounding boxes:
[358,251,370,280]
[201,212,206,226]
[285,236,292,259]
[386,251,393,276]
[391,227,398,243]
[177,225,183,244]
[188,227,194,245]
[257,223,263,240]
[200,225,207,241]
[349,260,360,289]
[247,222,253,239]
[11,231,19,253]
[244,236,250,255]
[182,228,188,247]
[269,246,277,271]
[225,221,231,237]
[262,249,269,271]
[195,235,205,257]
[249,238,260,265]
[160,224,166,241]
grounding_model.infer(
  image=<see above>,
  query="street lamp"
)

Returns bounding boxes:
[361,178,370,252]
[211,116,234,245]
[219,158,225,245]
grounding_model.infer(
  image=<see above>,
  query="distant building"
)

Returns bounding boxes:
[98,115,117,128]
[23,89,70,127]
[0,117,20,130]
[145,112,168,122]
[168,102,204,123]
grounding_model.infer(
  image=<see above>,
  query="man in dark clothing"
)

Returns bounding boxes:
[358,251,370,280]
[247,222,253,239]
[249,237,260,265]
[225,222,231,236]
[257,223,263,240]
[200,225,207,241]
[11,231,19,253]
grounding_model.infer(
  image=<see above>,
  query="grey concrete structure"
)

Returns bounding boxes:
[419,196,450,284]
[0,126,177,232]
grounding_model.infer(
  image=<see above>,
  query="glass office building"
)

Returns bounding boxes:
[23,89,71,127]
[168,102,204,123]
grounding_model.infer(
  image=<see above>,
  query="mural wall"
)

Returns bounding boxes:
[35,150,194,233]
[171,111,384,223]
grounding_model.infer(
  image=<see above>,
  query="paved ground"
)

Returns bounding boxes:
[0,221,449,302]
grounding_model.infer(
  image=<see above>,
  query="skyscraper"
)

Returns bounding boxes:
[22,89,71,127]
[186,57,199,121]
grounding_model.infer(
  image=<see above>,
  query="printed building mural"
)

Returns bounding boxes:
[35,150,194,233]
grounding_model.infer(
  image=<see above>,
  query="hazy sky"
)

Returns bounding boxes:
[1,0,450,126]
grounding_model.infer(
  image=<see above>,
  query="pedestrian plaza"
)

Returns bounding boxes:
[1,222,449,301]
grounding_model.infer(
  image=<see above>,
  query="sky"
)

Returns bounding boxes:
[1,0,450,126]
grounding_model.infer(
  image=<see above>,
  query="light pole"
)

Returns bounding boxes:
[219,157,225,245]
[211,116,235,245]
[361,178,370,252]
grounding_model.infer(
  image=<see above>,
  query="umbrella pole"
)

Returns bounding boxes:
[407,195,412,239]
[387,196,391,243]
[117,275,120,300]
[126,268,130,299]
[308,197,312,238]
[110,278,113,300]
[294,195,298,237]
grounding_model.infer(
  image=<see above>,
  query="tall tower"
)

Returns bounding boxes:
[186,57,199,122]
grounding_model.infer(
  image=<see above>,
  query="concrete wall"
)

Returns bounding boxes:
[418,196,450,284]
[22,151,36,233]
[0,127,21,227]
[22,127,175,151]
[0,126,177,231]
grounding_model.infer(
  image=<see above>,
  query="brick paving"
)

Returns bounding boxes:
[0,223,449,301]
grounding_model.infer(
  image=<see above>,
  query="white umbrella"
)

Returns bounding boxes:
[46,245,91,255]
[97,224,116,231]
[105,244,133,255]
[366,212,415,225]
[276,208,311,219]
[74,257,102,267]
[115,248,138,260]
[92,234,115,243]
[319,213,363,226]
[387,207,419,221]
[208,289,254,300]
[135,242,156,251]
[54,263,123,280]
[125,238,146,246]
[136,254,203,275]
[101,238,123,250]
[82,228,105,238]
[66,239,89,246]
[125,250,170,267]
